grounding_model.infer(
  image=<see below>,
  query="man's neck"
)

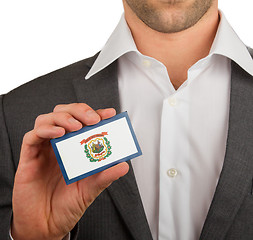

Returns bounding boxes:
[123,2,219,90]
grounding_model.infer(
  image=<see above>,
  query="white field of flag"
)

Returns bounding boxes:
[51,112,142,185]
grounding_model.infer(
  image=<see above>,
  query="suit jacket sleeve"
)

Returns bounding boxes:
[0,93,81,239]
[0,94,15,239]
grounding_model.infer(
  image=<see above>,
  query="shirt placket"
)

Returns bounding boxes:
[159,87,190,240]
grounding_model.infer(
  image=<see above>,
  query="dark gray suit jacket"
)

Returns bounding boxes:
[0,51,253,240]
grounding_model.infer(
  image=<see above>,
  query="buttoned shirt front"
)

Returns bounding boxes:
[86,11,253,240]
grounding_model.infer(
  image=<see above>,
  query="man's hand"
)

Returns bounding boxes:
[11,103,129,240]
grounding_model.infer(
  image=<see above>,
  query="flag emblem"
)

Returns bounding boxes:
[80,132,112,162]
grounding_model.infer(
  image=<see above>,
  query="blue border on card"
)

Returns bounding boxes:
[50,112,142,185]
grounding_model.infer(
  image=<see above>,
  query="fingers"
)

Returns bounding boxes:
[53,103,101,126]
[34,112,82,131]
[53,103,116,124]
[24,104,116,147]
[23,126,65,145]
[95,162,129,189]
[96,108,116,120]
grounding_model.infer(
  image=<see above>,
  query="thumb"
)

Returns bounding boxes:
[78,162,129,208]
[93,162,129,190]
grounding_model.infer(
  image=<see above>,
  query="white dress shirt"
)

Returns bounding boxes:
[12,10,253,240]
[86,11,253,240]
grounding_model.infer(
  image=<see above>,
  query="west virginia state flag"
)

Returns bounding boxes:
[51,112,142,184]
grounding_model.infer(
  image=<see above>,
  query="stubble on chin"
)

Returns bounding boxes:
[125,0,214,33]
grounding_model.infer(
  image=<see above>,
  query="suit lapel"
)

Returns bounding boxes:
[72,58,153,240]
[72,56,120,112]
[107,163,153,240]
[200,61,253,239]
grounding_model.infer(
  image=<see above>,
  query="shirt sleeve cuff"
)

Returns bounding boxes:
[9,228,70,240]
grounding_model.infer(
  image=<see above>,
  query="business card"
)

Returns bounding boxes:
[51,112,142,185]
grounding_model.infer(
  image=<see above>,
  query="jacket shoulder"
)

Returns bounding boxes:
[2,52,99,117]
[4,53,99,99]
[1,53,99,165]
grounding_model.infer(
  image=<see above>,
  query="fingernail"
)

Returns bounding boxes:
[107,108,116,115]
[86,110,99,119]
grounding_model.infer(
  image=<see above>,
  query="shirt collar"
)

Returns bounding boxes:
[85,14,137,79]
[210,11,253,76]
[85,11,253,80]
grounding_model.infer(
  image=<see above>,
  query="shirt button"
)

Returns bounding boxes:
[167,168,178,178]
[168,97,177,106]
[142,59,151,67]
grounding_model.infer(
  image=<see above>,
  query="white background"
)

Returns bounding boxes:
[1,0,253,94]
